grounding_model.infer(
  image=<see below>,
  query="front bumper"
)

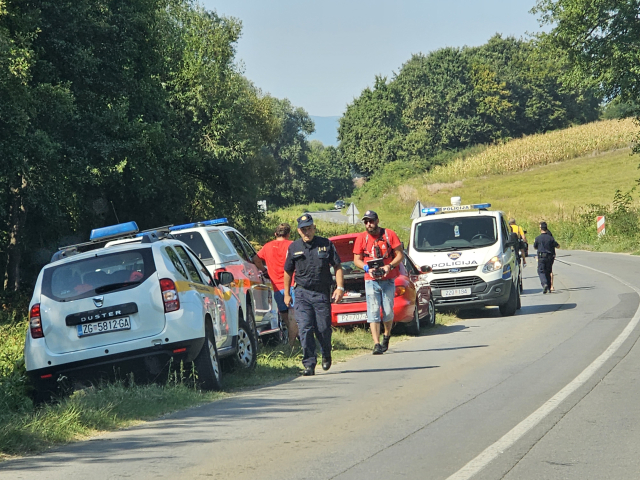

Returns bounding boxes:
[431,277,512,309]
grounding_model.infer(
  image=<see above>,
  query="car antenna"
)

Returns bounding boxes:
[110,201,120,223]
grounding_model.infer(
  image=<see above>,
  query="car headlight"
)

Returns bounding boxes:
[482,255,503,273]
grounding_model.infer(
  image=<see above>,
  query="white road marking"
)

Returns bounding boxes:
[446,261,640,480]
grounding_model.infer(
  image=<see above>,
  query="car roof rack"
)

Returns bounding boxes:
[51,221,175,263]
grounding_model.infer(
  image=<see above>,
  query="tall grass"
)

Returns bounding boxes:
[425,119,637,183]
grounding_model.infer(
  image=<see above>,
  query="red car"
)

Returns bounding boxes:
[329,233,435,335]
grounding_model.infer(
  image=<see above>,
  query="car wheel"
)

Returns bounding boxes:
[246,304,259,341]
[425,299,436,327]
[499,282,518,317]
[234,315,258,370]
[193,319,223,390]
[405,305,421,336]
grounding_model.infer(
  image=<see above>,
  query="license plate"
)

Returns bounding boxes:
[441,288,472,298]
[77,317,131,337]
[337,312,368,324]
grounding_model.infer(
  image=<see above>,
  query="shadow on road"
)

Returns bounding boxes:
[336,365,438,374]
[517,303,577,314]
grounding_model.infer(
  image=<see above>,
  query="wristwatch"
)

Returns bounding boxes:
[336,286,345,291]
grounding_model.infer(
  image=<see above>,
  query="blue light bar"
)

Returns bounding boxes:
[421,207,440,215]
[90,221,139,242]
[420,203,491,216]
[169,217,228,232]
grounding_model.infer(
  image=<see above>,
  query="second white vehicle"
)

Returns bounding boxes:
[407,198,521,316]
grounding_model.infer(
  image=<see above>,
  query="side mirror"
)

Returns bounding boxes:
[216,271,234,286]
[506,232,518,247]
[420,265,432,274]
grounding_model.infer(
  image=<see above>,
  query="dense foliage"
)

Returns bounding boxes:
[338,35,602,176]
[0,0,351,297]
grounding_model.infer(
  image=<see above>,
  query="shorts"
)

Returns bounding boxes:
[365,279,395,323]
[273,287,294,312]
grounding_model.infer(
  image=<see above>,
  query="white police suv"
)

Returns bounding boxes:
[25,222,257,400]
[408,198,522,315]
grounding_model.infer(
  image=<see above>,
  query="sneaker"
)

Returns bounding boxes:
[381,335,391,353]
[372,343,384,355]
[543,285,549,294]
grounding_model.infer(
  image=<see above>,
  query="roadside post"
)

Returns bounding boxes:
[346,203,359,225]
[597,216,605,236]
[410,201,425,219]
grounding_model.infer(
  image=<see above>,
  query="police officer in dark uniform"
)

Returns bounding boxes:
[283,214,344,376]
[533,221,559,294]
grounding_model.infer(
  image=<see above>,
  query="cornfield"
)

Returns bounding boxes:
[425,119,637,184]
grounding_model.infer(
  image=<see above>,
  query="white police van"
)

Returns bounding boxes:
[408,198,521,315]
[25,222,257,401]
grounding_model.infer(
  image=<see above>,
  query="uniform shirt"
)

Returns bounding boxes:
[257,239,292,291]
[533,232,559,255]
[284,236,341,291]
[353,228,402,281]
[510,224,525,239]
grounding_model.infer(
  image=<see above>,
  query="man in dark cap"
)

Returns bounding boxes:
[533,221,559,294]
[353,210,404,354]
[283,214,344,376]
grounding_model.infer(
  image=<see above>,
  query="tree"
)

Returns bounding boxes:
[338,76,404,176]
[534,0,640,108]
[304,141,352,202]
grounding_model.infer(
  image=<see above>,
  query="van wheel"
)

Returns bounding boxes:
[234,315,258,370]
[194,319,223,390]
[425,299,437,327]
[405,305,421,336]
[499,283,518,317]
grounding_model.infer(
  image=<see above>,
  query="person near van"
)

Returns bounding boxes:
[283,214,344,376]
[353,210,404,355]
[255,223,299,345]
[508,218,527,266]
[533,222,559,294]
[543,225,557,292]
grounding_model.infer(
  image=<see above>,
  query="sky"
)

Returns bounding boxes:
[201,0,544,117]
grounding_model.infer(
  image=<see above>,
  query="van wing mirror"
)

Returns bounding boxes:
[216,271,234,286]
[420,265,432,273]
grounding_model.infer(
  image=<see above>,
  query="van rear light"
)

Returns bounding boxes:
[30,303,44,339]
[160,278,180,312]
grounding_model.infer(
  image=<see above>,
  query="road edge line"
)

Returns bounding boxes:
[446,261,640,480]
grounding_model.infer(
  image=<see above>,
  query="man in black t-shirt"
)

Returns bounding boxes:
[533,222,559,294]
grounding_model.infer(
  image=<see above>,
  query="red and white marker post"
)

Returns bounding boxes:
[597,216,606,236]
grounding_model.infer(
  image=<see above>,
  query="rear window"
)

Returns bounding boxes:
[172,232,214,265]
[413,216,498,252]
[42,248,157,302]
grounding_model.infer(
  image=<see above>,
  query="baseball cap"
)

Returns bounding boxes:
[297,214,314,228]
[362,210,378,221]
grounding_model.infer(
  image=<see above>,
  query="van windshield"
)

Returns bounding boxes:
[42,248,156,302]
[413,216,498,252]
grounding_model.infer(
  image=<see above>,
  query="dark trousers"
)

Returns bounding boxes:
[294,287,332,368]
[538,256,553,288]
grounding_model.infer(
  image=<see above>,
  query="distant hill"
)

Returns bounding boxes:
[309,116,339,147]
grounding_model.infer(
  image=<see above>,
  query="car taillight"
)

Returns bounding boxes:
[30,303,44,339]
[395,286,406,297]
[160,278,180,312]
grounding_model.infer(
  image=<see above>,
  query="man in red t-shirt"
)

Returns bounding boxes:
[255,223,298,345]
[353,210,404,354]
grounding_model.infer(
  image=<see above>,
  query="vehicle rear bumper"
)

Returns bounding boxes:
[432,277,512,309]
[330,296,415,326]
[26,337,205,384]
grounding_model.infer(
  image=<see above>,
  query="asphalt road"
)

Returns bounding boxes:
[3,250,640,479]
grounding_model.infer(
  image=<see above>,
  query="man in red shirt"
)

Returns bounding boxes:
[255,223,298,345]
[353,210,404,354]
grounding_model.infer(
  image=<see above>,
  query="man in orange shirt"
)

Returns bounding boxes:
[353,210,404,354]
[255,223,298,345]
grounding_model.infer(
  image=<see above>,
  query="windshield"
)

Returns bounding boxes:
[42,248,156,302]
[413,215,498,252]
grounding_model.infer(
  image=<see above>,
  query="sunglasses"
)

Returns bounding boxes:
[363,219,377,224]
